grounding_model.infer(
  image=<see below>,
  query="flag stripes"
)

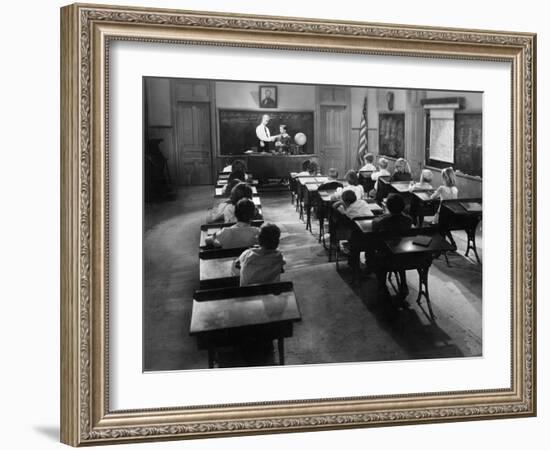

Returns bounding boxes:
[356,96,368,168]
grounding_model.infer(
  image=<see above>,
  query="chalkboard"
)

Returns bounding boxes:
[218,109,314,155]
[454,114,482,177]
[425,113,482,177]
[378,113,405,158]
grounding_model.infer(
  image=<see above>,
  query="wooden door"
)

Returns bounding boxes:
[176,102,212,185]
[319,105,349,176]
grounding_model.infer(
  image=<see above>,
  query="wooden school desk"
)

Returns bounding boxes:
[295,176,328,220]
[439,198,483,263]
[199,247,246,289]
[189,282,302,368]
[389,181,413,194]
[325,198,384,261]
[382,233,455,320]
[359,170,375,192]
[409,189,437,226]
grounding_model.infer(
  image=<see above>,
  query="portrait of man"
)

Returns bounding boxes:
[259,85,277,108]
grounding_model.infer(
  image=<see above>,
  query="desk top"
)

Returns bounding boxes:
[412,190,435,201]
[318,190,337,202]
[199,257,237,281]
[215,186,257,197]
[298,176,329,185]
[190,290,300,334]
[390,181,413,193]
[200,228,221,248]
[354,218,374,233]
[216,179,258,187]
[443,201,482,215]
[384,234,454,255]
[367,201,384,214]
[305,183,322,192]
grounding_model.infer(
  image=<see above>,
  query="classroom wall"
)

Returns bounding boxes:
[144,78,483,196]
[426,90,483,111]
[350,87,483,198]
[145,78,178,183]
[215,82,316,110]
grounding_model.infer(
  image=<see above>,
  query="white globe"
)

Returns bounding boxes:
[294,132,307,146]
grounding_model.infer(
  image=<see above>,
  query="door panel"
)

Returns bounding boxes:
[320,105,348,176]
[176,102,212,185]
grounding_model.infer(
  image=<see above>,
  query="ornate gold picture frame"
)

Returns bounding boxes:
[60,3,536,446]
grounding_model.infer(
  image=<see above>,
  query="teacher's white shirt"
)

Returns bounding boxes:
[256,124,272,144]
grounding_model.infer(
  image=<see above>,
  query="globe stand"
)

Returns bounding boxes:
[294,132,307,155]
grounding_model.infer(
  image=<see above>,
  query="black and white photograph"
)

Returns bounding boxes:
[143,77,483,371]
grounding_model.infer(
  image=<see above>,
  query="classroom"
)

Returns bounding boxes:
[143,77,483,371]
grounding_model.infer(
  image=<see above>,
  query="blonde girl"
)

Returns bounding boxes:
[431,167,458,200]
[390,158,412,182]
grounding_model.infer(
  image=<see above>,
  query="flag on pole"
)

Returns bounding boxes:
[356,96,368,168]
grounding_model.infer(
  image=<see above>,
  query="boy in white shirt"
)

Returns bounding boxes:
[371,157,390,181]
[360,153,377,172]
[206,198,259,249]
[331,170,364,201]
[409,169,434,191]
[235,223,285,286]
[336,190,372,219]
[370,157,391,196]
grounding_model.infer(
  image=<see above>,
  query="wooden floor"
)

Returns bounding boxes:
[143,186,482,371]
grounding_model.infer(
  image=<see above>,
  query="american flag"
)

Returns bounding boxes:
[356,96,368,168]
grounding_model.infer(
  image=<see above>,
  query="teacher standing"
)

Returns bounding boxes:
[255,114,278,151]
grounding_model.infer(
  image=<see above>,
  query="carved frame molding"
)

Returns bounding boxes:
[61,3,536,446]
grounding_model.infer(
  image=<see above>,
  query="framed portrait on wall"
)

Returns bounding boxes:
[60,3,536,446]
[259,85,278,108]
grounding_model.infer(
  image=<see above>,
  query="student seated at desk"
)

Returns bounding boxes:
[296,160,318,177]
[430,167,458,200]
[327,167,339,181]
[430,167,458,224]
[372,193,413,298]
[390,158,412,182]
[221,177,241,196]
[369,157,391,196]
[205,198,259,249]
[210,182,254,223]
[359,153,377,172]
[234,223,285,286]
[372,193,413,233]
[331,170,364,201]
[409,169,434,191]
[334,190,371,219]
[226,159,249,186]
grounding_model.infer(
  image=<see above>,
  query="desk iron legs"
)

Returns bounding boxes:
[416,266,436,321]
[465,226,481,264]
[277,338,285,365]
